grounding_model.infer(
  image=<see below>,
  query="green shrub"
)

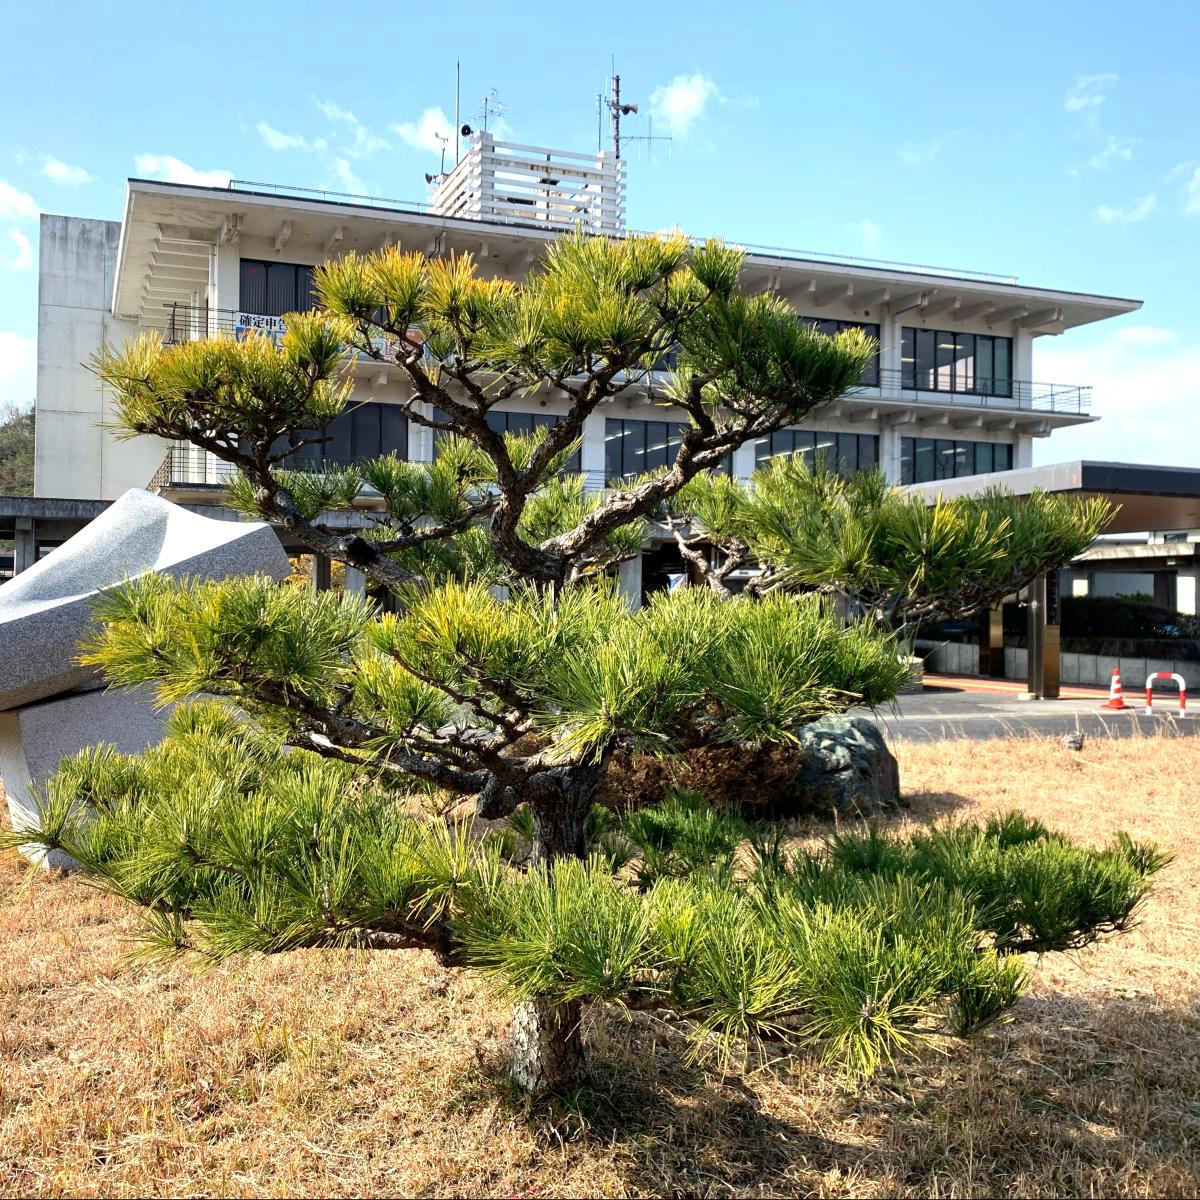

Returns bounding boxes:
[10,717,1167,1079]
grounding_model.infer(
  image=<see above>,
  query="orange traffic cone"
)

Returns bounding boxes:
[1101,668,1128,710]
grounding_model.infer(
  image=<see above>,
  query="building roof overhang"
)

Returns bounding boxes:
[112,179,1143,333]
[904,461,1200,535]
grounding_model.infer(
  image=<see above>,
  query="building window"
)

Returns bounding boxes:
[754,428,880,476]
[604,418,732,482]
[900,328,1012,397]
[240,260,316,316]
[802,317,880,386]
[281,401,408,468]
[434,408,582,474]
[899,437,1013,484]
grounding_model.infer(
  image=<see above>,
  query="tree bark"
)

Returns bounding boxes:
[509,997,586,1094]
[508,761,605,1092]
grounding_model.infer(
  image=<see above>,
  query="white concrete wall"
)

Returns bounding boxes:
[35,215,169,500]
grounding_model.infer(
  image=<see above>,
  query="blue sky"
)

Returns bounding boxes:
[2,0,1197,465]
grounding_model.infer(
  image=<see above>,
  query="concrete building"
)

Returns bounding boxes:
[18,130,1144,601]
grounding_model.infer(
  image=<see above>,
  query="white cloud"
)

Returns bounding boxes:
[1111,325,1175,348]
[134,154,232,187]
[649,73,720,138]
[317,99,358,124]
[1095,194,1156,223]
[331,157,366,194]
[1035,327,1200,469]
[1088,135,1136,169]
[1065,73,1117,112]
[5,228,32,271]
[257,122,325,153]
[898,139,942,167]
[41,156,91,185]
[0,180,39,222]
[0,331,36,408]
[315,99,388,158]
[391,107,453,155]
[846,219,882,252]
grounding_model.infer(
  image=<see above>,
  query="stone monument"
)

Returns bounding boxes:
[0,489,290,863]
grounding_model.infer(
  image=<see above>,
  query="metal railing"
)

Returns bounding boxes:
[856,367,1091,415]
[149,444,612,494]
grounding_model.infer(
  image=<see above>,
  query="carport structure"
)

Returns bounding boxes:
[907,460,1200,698]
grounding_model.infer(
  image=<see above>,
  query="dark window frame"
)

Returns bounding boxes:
[900,436,1014,484]
[900,326,1013,398]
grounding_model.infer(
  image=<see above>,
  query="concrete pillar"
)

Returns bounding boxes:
[1177,567,1198,616]
[581,411,607,488]
[311,554,332,591]
[732,441,756,481]
[617,554,642,612]
[344,567,367,596]
[878,422,902,484]
[11,518,36,575]
[1014,432,1034,469]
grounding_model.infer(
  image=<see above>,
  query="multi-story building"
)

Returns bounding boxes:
[26,131,1141,599]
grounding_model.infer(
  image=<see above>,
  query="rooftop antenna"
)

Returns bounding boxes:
[479,88,504,134]
[602,61,639,160]
[624,113,672,163]
[454,60,461,164]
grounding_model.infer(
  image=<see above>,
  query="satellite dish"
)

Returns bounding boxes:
[460,123,473,137]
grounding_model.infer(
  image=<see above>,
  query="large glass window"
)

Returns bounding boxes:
[899,437,1013,484]
[900,328,1013,398]
[239,260,316,316]
[281,401,408,468]
[434,408,582,474]
[604,418,732,482]
[754,428,880,477]
[802,317,880,386]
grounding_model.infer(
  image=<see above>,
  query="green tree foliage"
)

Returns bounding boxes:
[0,401,35,496]
[668,457,1112,628]
[11,705,1165,1079]
[73,230,1140,1092]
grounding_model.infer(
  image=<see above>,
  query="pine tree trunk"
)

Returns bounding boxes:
[508,763,604,1093]
[509,996,586,1094]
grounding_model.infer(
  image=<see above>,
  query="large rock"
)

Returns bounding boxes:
[598,716,901,819]
[792,715,900,816]
[0,686,165,867]
[0,489,289,710]
[0,489,291,861]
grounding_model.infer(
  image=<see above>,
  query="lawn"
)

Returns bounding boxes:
[2,732,1198,1198]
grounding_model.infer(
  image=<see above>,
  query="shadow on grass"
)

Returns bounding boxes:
[456,985,1200,1197]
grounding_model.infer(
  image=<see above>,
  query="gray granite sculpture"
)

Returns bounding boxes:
[1,489,290,862]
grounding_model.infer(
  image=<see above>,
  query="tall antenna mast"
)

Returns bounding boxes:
[454,61,461,164]
[603,67,639,159]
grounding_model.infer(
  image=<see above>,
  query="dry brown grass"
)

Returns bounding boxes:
[2,732,1199,1198]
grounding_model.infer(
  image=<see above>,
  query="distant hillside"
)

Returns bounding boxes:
[0,402,35,496]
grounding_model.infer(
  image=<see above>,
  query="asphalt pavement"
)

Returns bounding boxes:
[855,674,1200,744]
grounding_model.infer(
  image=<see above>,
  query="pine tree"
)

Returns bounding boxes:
[57,231,1146,1093]
[667,456,1112,628]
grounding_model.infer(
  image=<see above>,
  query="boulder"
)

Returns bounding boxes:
[792,715,900,816]
[0,489,291,862]
[0,489,289,710]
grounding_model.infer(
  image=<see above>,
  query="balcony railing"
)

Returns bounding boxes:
[154,307,1092,417]
[853,367,1091,415]
[149,444,611,494]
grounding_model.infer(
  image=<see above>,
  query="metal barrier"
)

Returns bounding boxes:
[1145,671,1187,717]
